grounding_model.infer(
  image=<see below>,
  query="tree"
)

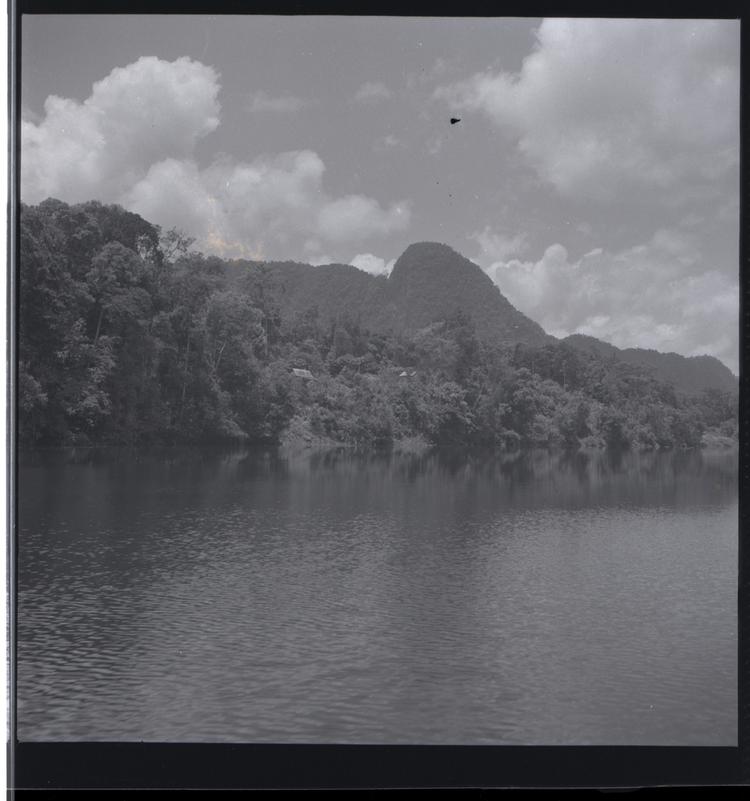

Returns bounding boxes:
[17,198,737,452]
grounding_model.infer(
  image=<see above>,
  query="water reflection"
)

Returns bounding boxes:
[17,446,737,744]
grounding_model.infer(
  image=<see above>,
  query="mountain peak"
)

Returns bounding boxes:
[398,240,463,258]
[384,240,550,346]
[391,241,477,277]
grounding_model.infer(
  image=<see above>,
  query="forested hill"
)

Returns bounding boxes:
[18,199,738,450]
[231,245,735,395]
[227,259,388,331]
[230,241,550,348]
[564,334,738,396]
[383,242,550,345]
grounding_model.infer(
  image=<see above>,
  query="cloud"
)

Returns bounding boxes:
[22,57,412,260]
[309,255,334,266]
[480,230,738,372]
[354,81,392,103]
[247,90,311,113]
[436,19,739,203]
[124,157,228,248]
[470,226,528,262]
[379,134,402,149]
[317,197,411,244]
[21,104,41,124]
[125,150,411,259]
[350,253,395,276]
[22,56,221,204]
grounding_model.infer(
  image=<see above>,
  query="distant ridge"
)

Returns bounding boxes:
[564,333,737,396]
[234,241,550,348]
[232,242,735,396]
[233,242,738,395]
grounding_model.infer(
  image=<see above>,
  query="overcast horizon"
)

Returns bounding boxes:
[21,15,740,372]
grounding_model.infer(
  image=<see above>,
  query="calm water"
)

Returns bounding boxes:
[17,446,737,744]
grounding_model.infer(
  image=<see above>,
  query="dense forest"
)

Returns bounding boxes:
[563,334,739,396]
[236,240,550,348]
[18,199,738,452]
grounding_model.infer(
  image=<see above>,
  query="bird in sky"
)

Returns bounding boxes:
[450,117,461,125]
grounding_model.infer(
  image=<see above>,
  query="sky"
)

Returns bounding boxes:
[21,15,740,372]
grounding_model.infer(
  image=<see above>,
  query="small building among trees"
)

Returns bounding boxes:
[291,368,315,380]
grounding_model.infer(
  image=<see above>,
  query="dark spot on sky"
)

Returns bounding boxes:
[450,118,461,125]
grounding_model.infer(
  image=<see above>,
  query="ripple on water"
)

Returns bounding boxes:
[17,448,737,744]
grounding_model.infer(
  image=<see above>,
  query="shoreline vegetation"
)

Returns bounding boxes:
[19,199,738,454]
[18,434,738,459]
[276,416,737,456]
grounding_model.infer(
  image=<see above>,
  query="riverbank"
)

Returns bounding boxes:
[275,412,737,457]
[700,431,738,449]
[277,414,433,456]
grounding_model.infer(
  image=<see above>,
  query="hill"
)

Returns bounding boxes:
[231,241,550,348]
[381,242,550,345]
[564,334,737,396]
[230,259,387,324]
[236,244,733,396]
[18,199,737,450]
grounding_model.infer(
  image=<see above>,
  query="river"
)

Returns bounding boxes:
[16,446,737,744]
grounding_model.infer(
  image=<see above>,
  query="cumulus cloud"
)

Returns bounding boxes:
[124,150,410,258]
[22,56,221,204]
[308,255,334,266]
[350,253,396,276]
[354,81,393,103]
[436,19,740,202]
[124,158,227,248]
[318,197,410,244]
[247,90,311,113]
[481,230,738,372]
[21,104,41,124]
[22,57,412,259]
[470,226,528,262]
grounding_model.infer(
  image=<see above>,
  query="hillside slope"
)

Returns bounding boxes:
[380,242,550,345]
[232,241,550,348]
[564,334,737,395]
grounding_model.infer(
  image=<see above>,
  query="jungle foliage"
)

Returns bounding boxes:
[18,200,738,451]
